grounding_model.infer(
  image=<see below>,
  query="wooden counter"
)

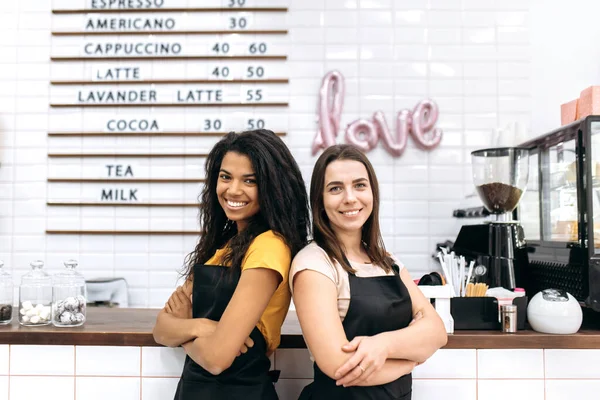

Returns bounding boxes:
[1,308,600,348]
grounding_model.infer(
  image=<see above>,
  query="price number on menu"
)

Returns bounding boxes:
[229,17,247,29]
[212,66,230,78]
[210,65,266,79]
[212,43,230,54]
[248,43,267,54]
[204,119,222,131]
[246,66,264,78]
[247,119,265,129]
[228,0,246,6]
[246,89,263,102]
[205,118,266,131]
[212,43,266,55]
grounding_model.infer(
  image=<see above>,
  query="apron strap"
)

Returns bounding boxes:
[342,255,401,275]
[341,254,356,276]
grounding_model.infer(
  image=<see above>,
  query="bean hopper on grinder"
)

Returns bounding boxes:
[452,147,530,290]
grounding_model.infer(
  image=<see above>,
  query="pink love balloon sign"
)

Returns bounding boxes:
[313,70,345,155]
[313,70,443,156]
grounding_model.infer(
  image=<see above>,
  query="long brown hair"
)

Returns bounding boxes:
[310,144,393,274]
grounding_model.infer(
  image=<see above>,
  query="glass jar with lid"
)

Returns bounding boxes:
[0,260,13,325]
[19,260,52,326]
[52,259,86,327]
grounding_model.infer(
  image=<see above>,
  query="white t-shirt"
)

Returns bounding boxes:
[289,242,405,321]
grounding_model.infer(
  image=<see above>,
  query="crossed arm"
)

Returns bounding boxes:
[152,268,282,375]
[152,278,217,346]
[292,267,447,387]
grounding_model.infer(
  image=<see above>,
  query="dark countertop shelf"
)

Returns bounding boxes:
[1,308,600,348]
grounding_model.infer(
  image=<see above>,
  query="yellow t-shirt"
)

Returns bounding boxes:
[205,230,292,353]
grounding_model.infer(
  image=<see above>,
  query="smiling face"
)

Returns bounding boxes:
[322,159,373,236]
[216,151,260,231]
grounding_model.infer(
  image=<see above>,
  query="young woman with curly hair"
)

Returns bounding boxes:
[153,129,310,400]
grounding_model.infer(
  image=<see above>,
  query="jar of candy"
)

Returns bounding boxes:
[0,260,13,325]
[19,260,52,326]
[52,259,86,327]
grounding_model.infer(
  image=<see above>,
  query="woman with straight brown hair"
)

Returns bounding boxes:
[290,144,447,400]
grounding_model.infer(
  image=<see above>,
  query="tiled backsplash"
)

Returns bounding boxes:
[0,0,531,307]
[1,346,600,400]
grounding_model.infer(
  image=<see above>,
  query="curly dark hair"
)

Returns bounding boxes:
[182,129,310,278]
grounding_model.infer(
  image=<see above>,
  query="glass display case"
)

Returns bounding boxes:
[518,116,600,311]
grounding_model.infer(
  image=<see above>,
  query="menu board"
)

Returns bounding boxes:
[47,0,289,235]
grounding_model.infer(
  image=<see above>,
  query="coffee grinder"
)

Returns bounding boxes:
[453,147,530,289]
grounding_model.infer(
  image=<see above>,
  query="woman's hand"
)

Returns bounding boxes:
[164,285,255,356]
[334,310,425,386]
[334,335,389,387]
[238,336,255,357]
[165,286,192,319]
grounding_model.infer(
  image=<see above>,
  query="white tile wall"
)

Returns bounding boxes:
[76,346,141,376]
[412,380,476,400]
[76,377,141,400]
[1,345,600,399]
[478,380,545,400]
[10,376,75,400]
[478,349,544,379]
[545,349,600,379]
[275,348,314,379]
[413,349,476,379]
[0,376,7,400]
[141,347,185,377]
[141,377,180,400]
[10,345,74,375]
[545,380,600,400]
[0,0,533,306]
[0,345,8,376]
[276,378,312,400]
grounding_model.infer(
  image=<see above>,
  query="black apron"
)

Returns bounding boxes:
[174,263,278,400]
[299,264,413,400]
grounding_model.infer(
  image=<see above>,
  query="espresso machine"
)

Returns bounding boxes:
[453,147,530,289]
